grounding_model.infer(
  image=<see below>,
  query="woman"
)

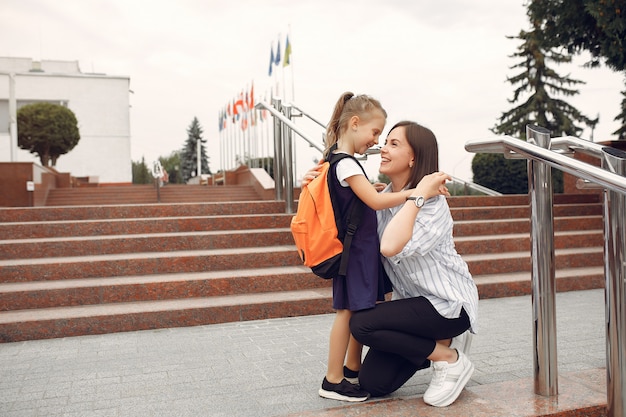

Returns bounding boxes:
[349,121,479,408]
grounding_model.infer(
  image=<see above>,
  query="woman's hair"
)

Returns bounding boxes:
[323,92,387,159]
[390,120,439,189]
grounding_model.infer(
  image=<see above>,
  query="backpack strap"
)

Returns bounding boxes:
[338,197,365,276]
[328,148,367,277]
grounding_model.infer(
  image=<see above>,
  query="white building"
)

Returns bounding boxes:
[0,57,131,184]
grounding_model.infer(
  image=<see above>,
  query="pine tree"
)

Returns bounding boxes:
[614,86,626,140]
[181,117,211,182]
[474,20,596,194]
[492,25,598,139]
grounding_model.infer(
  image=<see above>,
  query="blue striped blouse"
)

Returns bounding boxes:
[377,187,479,333]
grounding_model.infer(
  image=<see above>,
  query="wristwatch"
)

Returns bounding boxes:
[406,196,425,208]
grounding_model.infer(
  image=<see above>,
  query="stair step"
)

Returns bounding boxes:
[463,247,604,275]
[0,201,287,223]
[0,266,328,310]
[474,266,604,299]
[0,228,294,259]
[0,213,293,239]
[0,246,302,282]
[455,230,603,254]
[0,287,335,342]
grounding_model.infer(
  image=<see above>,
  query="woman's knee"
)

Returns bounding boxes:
[359,370,393,397]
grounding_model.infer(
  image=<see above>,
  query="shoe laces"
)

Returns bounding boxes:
[430,362,449,387]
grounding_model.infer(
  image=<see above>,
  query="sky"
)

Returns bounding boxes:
[1,0,624,182]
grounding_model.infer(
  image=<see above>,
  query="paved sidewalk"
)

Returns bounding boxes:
[0,289,606,417]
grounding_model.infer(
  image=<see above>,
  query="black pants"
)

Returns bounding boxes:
[350,296,470,397]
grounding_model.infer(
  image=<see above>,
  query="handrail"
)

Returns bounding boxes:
[289,102,327,129]
[449,175,502,196]
[255,101,325,153]
[465,127,626,417]
[465,135,626,194]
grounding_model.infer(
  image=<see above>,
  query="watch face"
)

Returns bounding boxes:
[416,196,424,207]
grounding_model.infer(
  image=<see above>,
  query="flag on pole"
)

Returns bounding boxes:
[268,46,275,76]
[248,82,255,109]
[283,35,291,67]
[274,39,281,65]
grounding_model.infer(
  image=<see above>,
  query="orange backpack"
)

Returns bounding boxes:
[290,153,365,279]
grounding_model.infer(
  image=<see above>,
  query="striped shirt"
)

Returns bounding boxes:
[377,186,479,333]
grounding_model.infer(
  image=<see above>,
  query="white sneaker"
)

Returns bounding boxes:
[450,331,473,357]
[423,350,474,407]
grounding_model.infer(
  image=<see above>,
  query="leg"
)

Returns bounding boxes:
[345,333,363,373]
[320,309,369,402]
[359,347,429,397]
[351,297,467,366]
[326,309,352,383]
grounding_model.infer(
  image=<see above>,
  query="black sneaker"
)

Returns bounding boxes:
[318,377,370,402]
[343,366,359,385]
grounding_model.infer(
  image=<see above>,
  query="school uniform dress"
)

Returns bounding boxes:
[328,155,389,312]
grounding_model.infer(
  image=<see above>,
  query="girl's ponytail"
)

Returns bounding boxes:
[324,92,354,160]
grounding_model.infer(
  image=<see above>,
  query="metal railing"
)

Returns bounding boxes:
[465,125,626,417]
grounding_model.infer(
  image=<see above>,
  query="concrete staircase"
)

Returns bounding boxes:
[0,192,603,343]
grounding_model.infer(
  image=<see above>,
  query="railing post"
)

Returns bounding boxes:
[272,98,284,201]
[281,104,295,214]
[527,124,558,396]
[601,147,626,417]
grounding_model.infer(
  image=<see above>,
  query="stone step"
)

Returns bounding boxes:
[0,287,335,343]
[0,201,287,223]
[0,228,295,259]
[453,215,602,237]
[463,246,604,275]
[0,246,302,283]
[474,266,604,299]
[0,266,327,311]
[45,185,263,206]
[0,213,293,240]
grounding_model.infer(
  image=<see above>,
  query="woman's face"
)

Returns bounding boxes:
[379,126,414,179]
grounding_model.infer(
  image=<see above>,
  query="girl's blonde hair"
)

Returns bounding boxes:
[323,92,387,159]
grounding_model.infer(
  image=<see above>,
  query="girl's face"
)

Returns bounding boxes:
[351,111,386,155]
[379,126,415,179]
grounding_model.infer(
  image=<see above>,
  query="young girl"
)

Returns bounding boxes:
[318,93,430,402]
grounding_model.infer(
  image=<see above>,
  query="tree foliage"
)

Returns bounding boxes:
[528,0,626,137]
[17,102,81,166]
[132,157,152,184]
[472,154,530,194]
[159,151,183,184]
[528,0,626,71]
[180,117,211,182]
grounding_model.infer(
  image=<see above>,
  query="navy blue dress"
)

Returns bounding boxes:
[328,157,389,312]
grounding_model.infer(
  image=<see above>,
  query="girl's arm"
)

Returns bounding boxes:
[345,175,413,210]
[380,172,451,257]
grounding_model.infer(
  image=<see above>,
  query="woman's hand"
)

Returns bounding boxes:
[301,161,324,187]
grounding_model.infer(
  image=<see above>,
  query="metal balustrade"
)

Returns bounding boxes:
[465,125,626,417]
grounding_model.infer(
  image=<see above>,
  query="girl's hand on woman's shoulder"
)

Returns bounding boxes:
[414,171,452,200]
[373,182,387,193]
